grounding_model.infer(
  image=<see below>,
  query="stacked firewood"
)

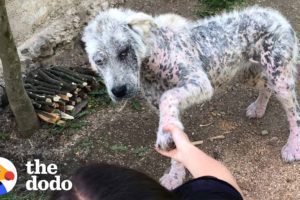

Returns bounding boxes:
[24,66,100,126]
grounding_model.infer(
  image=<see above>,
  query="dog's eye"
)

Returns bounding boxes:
[95,59,104,66]
[119,47,129,60]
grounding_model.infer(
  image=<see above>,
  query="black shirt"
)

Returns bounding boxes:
[172,176,243,200]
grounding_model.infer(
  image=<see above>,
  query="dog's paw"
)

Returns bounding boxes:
[246,101,266,119]
[160,172,184,190]
[155,121,183,151]
[155,131,176,151]
[281,143,300,162]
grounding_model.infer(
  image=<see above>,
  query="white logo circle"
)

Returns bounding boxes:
[0,157,17,195]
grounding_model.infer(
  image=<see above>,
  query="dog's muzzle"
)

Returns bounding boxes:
[111,85,127,98]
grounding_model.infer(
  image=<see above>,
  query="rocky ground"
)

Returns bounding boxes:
[1,0,300,199]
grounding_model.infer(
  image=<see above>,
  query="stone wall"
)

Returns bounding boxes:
[0,0,124,86]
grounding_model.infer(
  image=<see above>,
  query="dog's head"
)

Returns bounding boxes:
[82,8,155,101]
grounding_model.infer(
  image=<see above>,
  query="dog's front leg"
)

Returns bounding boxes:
[157,71,213,190]
[156,71,214,150]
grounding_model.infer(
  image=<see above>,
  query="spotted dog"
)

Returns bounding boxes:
[82,7,299,189]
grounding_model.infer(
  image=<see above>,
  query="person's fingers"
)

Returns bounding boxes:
[155,148,177,159]
[163,124,190,144]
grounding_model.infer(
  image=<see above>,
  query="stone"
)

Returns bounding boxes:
[261,130,269,135]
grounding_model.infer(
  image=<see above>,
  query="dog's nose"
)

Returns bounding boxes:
[111,85,127,98]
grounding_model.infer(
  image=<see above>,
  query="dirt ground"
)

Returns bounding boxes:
[1,0,300,199]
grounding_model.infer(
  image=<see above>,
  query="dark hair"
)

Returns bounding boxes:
[51,163,177,200]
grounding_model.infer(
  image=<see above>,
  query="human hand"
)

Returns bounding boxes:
[155,120,183,151]
[156,124,194,163]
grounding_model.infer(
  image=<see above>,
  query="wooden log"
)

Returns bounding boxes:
[24,84,34,89]
[32,101,42,109]
[56,120,66,126]
[52,66,88,82]
[35,100,54,107]
[26,88,56,95]
[44,69,78,90]
[78,92,88,100]
[66,93,73,98]
[75,97,82,104]
[41,69,61,81]
[37,110,61,124]
[71,67,99,86]
[27,92,51,102]
[72,100,88,116]
[50,68,86,85]
[25,79,62,90]
[60,111,74,120]
[37,69,76,91]
[65,105,74,111]
[52,95,61,102]
[52,102,60,108]
[72,67,98,76]
[32,102,53,113]
[83,86,92,92]
[73,88,81,95]
[26,83,66,95]
[58,94,69,101]
[36,69,62,86]
[57,100,66,111]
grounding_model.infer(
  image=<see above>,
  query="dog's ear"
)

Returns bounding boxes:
[127,13,156,37]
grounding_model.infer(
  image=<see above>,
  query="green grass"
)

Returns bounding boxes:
[133,146,149,157]
[0,132,9,140]
[68,121,88,129]
[197,0,245,16]
[73,137,94,153]
[0,192,48,200]
[110,144,128,152]
[131,98,142,111]
[88,88,114,109]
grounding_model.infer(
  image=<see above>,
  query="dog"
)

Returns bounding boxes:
[82,6,299,189]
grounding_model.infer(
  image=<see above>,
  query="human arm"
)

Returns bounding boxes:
[156,124,242,195]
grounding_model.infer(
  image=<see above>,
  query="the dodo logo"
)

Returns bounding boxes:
[0,157,17,195]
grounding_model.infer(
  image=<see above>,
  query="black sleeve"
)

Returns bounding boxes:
[172,176,243,200]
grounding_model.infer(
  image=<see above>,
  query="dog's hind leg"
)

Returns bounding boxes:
[269,63,300,162]
[241,64,272,118]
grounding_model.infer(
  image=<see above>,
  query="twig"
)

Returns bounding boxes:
[199,122,212,127]
[209,135,225,141]
[192,140,204,145]
[118,100,128,112]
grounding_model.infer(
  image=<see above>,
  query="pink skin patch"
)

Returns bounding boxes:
[282,124,300,162]
[160,159,186,190]
[271,69,300,162]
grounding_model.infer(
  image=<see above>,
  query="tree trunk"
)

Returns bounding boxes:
[0,0,39,137]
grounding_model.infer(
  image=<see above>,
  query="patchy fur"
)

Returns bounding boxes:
[83,6,299,189]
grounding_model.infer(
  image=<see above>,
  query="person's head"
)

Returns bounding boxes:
[51,163,177,200]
